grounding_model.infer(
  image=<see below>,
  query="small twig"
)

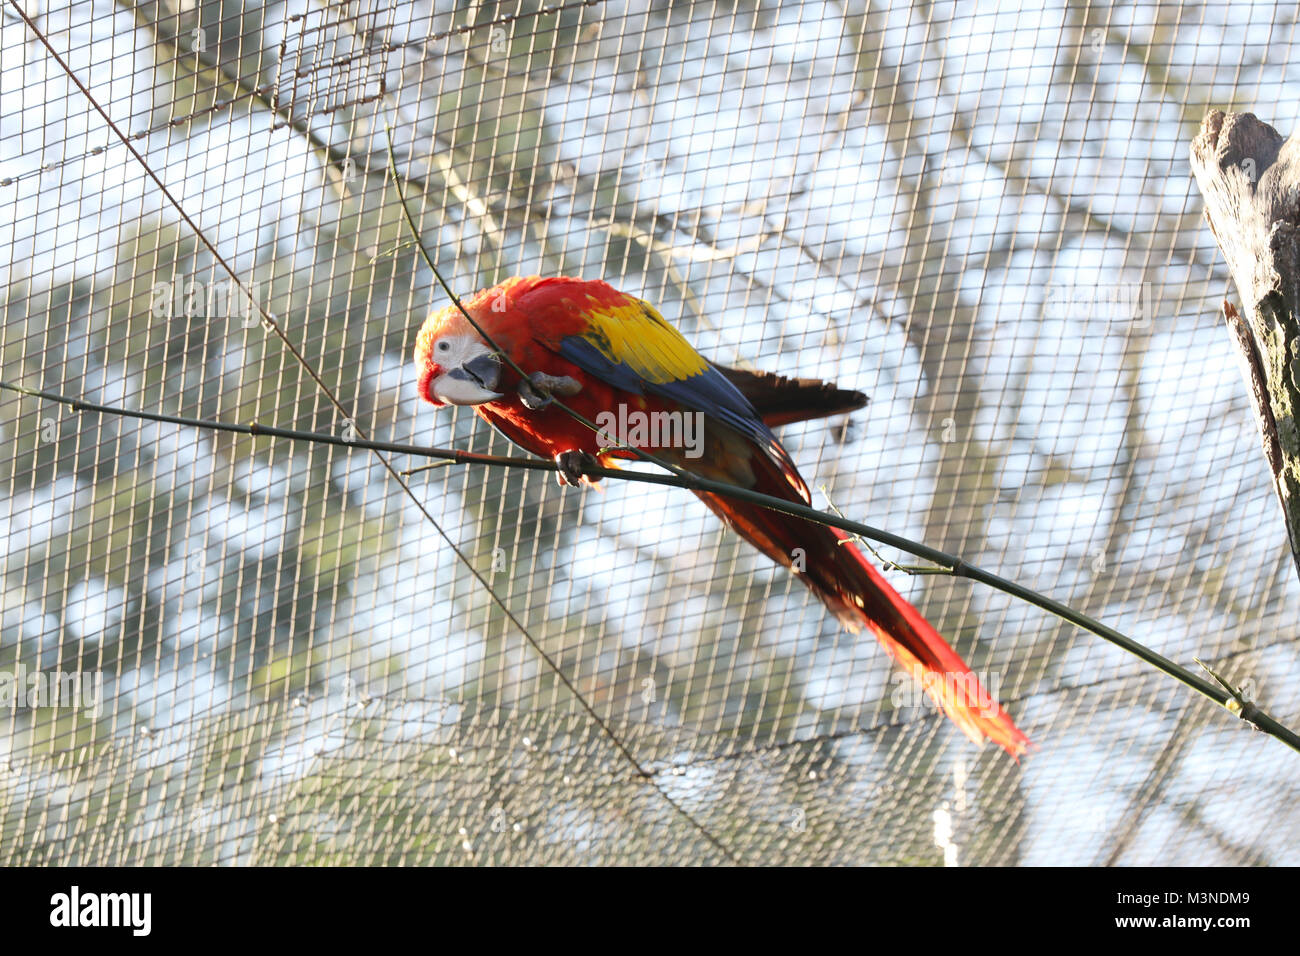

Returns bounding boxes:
[821,485,947,575]
[1194,657,1283,742]
[399,460,455,477]
[368,238,419,265]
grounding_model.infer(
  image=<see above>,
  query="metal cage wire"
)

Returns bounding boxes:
[0,0,1297,865]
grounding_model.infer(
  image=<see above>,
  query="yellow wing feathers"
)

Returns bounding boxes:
[581,298,709,384]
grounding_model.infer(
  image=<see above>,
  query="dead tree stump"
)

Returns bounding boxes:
[1191,110,1300,581]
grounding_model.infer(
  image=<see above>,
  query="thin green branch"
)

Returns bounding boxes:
[6,378,1297,755]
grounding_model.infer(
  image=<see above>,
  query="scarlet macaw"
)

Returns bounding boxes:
[414,275,1028,757]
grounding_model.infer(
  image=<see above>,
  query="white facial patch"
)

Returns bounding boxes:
[430,336,503,405]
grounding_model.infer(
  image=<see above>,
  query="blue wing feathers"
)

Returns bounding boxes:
[557,335,781,451]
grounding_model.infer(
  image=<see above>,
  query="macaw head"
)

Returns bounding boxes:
[414,305,504,406]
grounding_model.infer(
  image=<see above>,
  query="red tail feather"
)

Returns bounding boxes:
[696,492,1029,758]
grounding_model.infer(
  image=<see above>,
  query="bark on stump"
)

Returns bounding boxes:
[1191,110,1300,580]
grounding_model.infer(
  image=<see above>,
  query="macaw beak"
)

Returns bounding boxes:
[433,352,504,405]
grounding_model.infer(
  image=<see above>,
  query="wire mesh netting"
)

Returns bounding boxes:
[1,0,1298,866]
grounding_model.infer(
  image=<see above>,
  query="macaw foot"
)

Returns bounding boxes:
[518,371,582,410]
[554,450,599,487]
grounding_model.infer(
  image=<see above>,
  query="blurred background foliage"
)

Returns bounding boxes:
[0,0,1298,864]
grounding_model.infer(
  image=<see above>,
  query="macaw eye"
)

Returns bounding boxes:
[437,340,450,353]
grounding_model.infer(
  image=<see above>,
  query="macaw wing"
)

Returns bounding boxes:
[714,364,868,428]
[545,296,808,500]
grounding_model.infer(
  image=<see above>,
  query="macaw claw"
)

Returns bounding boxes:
[518,371,582,410]
[554,450,599,487]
